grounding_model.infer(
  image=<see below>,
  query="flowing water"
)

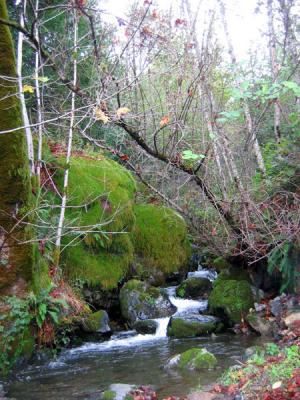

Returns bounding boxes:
[5,265,262,400]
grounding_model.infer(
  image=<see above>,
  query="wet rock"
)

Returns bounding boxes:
[119,280,175,325]
[208,277,254,325]
[254,303,266,313]
[270,294,286,317]
[176,277,212,299]
[284,311,300,328]
[211,257,231,272]
[247,312,274,337]
[81,310,111,334]
[167,347,217,370]
[251,286,265,302]
[133,319,158,334]
[167,315,223,338]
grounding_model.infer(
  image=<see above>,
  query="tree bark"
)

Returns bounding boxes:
[0,0,33,296]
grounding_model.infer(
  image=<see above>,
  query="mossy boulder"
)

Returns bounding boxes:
[211,257,231,272]
[168,348,217,370]
[55,155,136,289]
[131,205,191,284]
[167,315,223,338]
[133,319,158,334]
[176,277,212,299]
[81,310,111,334]
[208,278,254,325]
[119,280,175,325]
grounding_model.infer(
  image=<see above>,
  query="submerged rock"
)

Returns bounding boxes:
[176,277,212,299]
[81,310,111,334]
[119,280,175,325]
[167,347,217,370]
[167,315,223,338]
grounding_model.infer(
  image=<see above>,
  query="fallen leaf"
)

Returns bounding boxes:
[272,382,282,389]
[160,115,170,128]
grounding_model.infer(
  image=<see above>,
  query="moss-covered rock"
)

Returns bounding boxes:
[174,348,217,370]
[81,310,111,334]
[211,257,231,271]
[133,319,158,334]
[102,390,116,400]
[56,155,136,289]
[119,279,175,325]
[176,277,212,299]
[131,205,191,284]
[208,278,254,324]
[167,315,223,338]
[0,0,34,295]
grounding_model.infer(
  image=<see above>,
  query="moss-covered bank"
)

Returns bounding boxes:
[0,0,33,295]
[131,205,191,283]
[58,155,137,289]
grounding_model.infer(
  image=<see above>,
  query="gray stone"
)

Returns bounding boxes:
[176,277,212,299]
[270,294,286,317]
[133,319,158,334]
[81,310,111,334]
[167,314,223,338]
[119,280,175,325]
[108,384,134,400]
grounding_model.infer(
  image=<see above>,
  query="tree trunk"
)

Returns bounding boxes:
[17,0,35,176]
[0,0,33,296]
[54,9,78,267]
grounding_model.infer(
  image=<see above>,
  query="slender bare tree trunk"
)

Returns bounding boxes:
[34,0,44,182]
[267,0,281,143]
[17,0,35,176]
[218,0,266,176]
[54,10,78,267]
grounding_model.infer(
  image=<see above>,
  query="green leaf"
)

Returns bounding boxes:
[48,310,59,324]
[37,76,49,83]
[282,81,300,96]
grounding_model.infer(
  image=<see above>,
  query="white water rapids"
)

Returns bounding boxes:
[67,265,216,355]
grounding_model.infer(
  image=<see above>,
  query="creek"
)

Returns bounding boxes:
[6,265,262,400]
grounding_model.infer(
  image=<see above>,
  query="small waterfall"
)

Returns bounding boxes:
[187,263,217,281]
[154,317,170,337]
[166,286,208,316]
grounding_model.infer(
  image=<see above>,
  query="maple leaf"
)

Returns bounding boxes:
[94,107,109,124]
[160,115,170,128]
[116,107,131,118]
[23,84,35,94]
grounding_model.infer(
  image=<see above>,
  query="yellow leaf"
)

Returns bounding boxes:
[160,115,170,128]
[23,84,35,94]
[94,107,109,124]
[116,107,131,118]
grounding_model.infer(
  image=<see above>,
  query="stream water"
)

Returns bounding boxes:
[6,265,262,400]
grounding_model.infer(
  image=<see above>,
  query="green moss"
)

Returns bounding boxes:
[0,0,33,293]
[178,348,217,370]
[53,155,137,288]
[82,310,107,333]
[212,257,231,271]
[167,318,223,338]
[102,390,116,400]
[176,277,212,299]
[131,205,191,277]
[64,242,132,289]
[209,280,254,324]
